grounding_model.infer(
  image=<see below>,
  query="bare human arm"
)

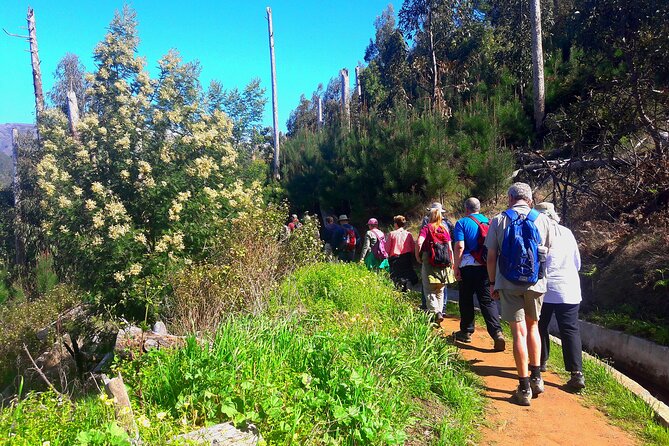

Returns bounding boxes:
[487,245,499,300]
[453,240,465,281]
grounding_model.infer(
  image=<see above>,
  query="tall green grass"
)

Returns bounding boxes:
[1,263,484,445]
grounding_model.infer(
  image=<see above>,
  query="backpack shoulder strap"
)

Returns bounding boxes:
[467,215,486,231]
[503,209,518,221]
[372,228,384,240]
[526,209,540,222]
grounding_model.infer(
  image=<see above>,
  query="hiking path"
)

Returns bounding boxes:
[440,315,639,446]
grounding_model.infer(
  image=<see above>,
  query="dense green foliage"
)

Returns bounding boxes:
[283,0,668,226]
[1,263,484,445]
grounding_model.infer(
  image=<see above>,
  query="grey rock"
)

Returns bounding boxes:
[152,321,168,335]
[173,423,262,445]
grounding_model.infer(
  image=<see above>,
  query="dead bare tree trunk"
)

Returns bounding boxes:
[67,90,80,140]
[27,8,44,120]
[317,96,323,129]
[340,68,350,131]
[4,8,44,132]
[355,66,362,98]
[427,9,440,114]
[266,7,280,180]
[530,0,545,132]
[11,129,25,266]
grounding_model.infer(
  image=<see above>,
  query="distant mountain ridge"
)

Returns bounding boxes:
[0,123,36,156]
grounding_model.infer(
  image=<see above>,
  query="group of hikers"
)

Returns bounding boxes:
[290,181,585,406]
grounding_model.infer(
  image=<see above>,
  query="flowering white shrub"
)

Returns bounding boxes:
[36,8,267,319]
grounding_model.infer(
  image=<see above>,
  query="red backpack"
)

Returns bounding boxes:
[426,224,452,268]
[343,228,356,251]
[467,215,489,265]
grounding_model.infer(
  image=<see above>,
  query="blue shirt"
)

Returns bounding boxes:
[453,213,489,255]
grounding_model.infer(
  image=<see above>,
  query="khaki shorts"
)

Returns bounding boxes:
[499,289,544,322]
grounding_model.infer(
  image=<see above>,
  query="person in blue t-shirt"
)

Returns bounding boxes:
[452,197,505,351]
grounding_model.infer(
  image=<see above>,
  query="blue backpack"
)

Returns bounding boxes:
[498,209,542,285]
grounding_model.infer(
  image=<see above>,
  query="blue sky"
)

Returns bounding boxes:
[1,1,396,131]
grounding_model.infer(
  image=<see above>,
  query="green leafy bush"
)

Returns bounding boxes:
[34,9,271,320]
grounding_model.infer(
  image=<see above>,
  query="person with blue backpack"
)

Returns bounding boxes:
[452,197,506,351]
[485,182,553,406]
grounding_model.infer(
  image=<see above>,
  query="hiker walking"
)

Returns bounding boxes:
[417,207,453,324]
[420,203,453,310]
[360,218,389,270]
[387,215,419,291]
[453,197,506,351]
[422,202,455,234]
[321,215,346,257]
[485,182,553,406]
[535,202,586,390]
[337,214,359,263]
[287,214,302,232]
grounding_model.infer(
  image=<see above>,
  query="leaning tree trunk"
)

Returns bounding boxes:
[529,0,545,132]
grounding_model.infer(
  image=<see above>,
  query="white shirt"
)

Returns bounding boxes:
[544,223,582,304]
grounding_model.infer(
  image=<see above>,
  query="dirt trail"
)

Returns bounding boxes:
[441,315,639,446]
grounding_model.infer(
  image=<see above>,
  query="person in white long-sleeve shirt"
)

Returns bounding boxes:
[535,202,586,390]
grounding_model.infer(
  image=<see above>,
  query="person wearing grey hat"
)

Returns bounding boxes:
[535,202,586,390]
[484,182,554,405]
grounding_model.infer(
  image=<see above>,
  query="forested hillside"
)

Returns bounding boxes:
[282,0,669,324]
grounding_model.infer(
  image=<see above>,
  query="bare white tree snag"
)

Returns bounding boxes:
[66,89,80,140]
[11,129,25,265]
[530,0,545,131]
[317,96,323,129]
[104,373,138,439]
[27,7,44,119]
[266,7,280,180]
[340,68,350,131]
[4,8,44,130]
[355,66,362,98]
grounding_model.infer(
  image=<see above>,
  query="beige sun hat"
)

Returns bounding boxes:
[535,202,560,222]
[427,202,446,213]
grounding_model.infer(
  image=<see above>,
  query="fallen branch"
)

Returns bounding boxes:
[22,343,68,400]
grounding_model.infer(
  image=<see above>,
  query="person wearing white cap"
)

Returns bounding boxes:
[420,203,454,311]
[535,202,586,390]
[416,207,453,324]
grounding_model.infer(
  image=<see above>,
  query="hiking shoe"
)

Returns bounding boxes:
[493,332,506,352]
[540,362,547,372]
[530,377,545,397]
[434,312,445,325]
[453,330,472,343]
[567,371,586,390]
[512,386,532,406]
